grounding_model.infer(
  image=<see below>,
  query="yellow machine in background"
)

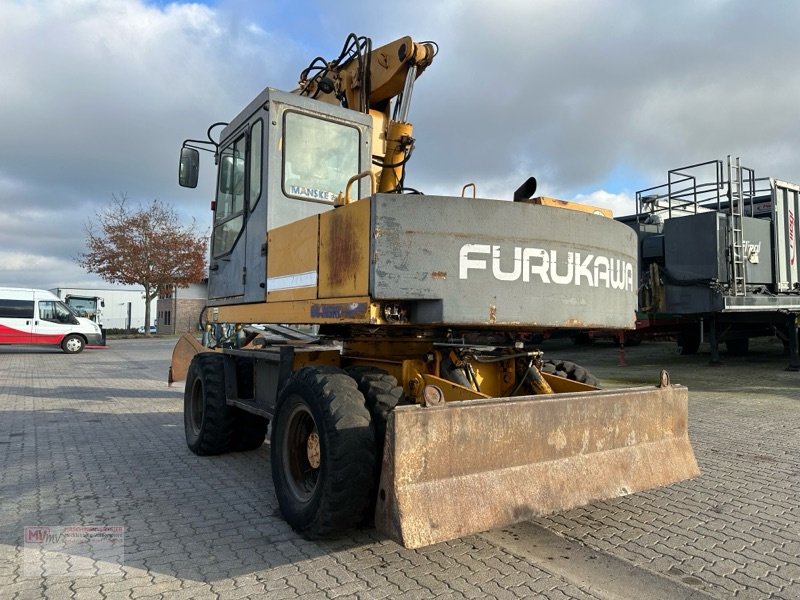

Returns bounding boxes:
[173,33,698,549]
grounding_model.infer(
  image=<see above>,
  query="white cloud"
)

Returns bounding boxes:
[570,191,635,218]
[3,0,800,289]
[0,252,66,272]
[0,0,303,289]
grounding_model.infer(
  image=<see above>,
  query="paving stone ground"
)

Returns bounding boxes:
[0,336,798,599]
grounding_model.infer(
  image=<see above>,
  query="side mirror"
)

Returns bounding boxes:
[179,147,199,188]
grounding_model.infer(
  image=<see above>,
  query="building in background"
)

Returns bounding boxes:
[157,281,207,334]
[51,287,158,331]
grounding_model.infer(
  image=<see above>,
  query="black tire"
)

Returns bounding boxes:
[184,353,234,455]
[540,359,600,388]
[232,409,268,451]
[61,334,85,354]
[345,366,403,446]
[677,327,701,355]
[271,366,376,539]
[725,337,750,356]
[345,366,403,525]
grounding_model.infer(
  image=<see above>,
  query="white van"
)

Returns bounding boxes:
[0,287,103,353]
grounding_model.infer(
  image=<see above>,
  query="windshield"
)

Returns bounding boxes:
[282,112,360,203]
[66,297,97,318]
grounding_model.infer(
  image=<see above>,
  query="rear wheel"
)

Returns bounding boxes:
[184,353,234,455]
[540,359,600,388]
[271,366,376,539]
[61,334,85,354]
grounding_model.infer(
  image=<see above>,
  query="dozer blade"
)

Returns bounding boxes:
[375,384,699,549]
[168,333,207,385]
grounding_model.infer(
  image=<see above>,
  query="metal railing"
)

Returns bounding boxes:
[634,157,770,223]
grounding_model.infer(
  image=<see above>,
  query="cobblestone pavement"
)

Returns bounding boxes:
[0,337,798,599]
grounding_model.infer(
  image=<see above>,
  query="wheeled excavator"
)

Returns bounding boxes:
[172,34,699,549]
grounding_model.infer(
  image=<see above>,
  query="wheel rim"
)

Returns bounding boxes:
[190,379,204,434]
[282,400,320,503]
[65,337,82,352]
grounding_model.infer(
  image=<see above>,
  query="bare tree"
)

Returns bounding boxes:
[78,194,207,336]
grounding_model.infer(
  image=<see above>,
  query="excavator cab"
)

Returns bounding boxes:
[179,89,373,304]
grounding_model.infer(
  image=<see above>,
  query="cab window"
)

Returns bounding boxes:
[213,135,247,257]
[39,301,78,324]
[282,112,359,204]
[249,120,263,212]
[0,299,34,318]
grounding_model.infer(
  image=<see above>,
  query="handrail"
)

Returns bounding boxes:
[336,170,378,206]
[634,157,761,223]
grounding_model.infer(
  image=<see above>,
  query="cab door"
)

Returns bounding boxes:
[32,299,78,345]
[208,134,248,300]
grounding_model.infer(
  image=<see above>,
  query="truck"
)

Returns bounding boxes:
[62,294,104,324]
[61,293,107,345]
[171,34,699,549]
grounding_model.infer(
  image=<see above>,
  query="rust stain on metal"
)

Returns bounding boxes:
[327,217,358,287]
[564,318,586,327]
[489,304,497,324]
[431,271,447,280]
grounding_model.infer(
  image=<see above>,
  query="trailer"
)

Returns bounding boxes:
[620,157,800,367]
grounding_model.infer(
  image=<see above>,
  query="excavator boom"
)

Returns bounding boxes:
[296,35,435,113]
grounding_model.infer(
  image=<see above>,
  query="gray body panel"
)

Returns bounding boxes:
[662,212,772,286]
[370,195,638,329]
[663,212,729,283]
[660,213,775,314]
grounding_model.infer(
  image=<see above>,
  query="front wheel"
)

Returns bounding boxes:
[61,334,85,354]
[271,366,376,539]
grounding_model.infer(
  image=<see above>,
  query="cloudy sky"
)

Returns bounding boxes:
[2,0,800,290]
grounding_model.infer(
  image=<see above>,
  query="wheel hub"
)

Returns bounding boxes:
[283,401,321,502]
[306,432,321,468]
